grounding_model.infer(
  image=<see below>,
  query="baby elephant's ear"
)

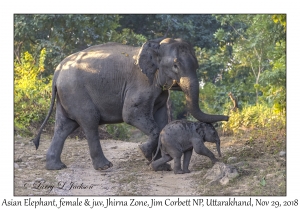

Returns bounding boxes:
[195,122,205,136]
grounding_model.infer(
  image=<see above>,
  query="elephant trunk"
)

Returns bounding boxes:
[179,77,229,123]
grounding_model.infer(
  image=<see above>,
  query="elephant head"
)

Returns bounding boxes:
[196,122,222,157]
[137,37,229,123]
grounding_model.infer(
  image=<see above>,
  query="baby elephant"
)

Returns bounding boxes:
[150,120,221,174]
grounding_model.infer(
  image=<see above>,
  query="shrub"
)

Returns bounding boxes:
[14,49,53,134]
[105,123,130,140]
[221,103,286,135]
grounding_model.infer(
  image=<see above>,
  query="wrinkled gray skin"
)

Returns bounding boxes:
[33,37,228,170]
[150,120,221,174]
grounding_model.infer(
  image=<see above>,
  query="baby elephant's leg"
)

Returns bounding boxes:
[182,149,193,173]
[198,143,219,163]
[151,154,172,171]
[173,155,184,174]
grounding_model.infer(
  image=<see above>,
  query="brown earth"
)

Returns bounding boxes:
[14,128,286,196]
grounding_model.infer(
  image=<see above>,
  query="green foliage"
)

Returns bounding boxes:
[14,14,146,77]
[120,14,220,48]
[195,47,223,83]
[169,91,186,119]
[221,103,286,135]
[113,28,147,46]
[14,49,52,133]
[210,14,286,110]
[260,177,266,187]
[199,82,223,114]
[198,80,255,116]
[105,124,130,140]
[272,14,286,31]
[259,40,286,112]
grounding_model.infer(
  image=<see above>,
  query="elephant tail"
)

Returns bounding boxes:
[147,136,162,165]
[32,73,58,150]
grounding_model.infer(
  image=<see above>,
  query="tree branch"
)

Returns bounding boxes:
[228,92,239,112]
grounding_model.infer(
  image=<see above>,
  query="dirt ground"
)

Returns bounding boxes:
[14,128,286,196]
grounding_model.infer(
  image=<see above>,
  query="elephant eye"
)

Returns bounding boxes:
[173,64,178,69]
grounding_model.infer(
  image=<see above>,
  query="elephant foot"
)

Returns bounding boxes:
[183,169,191,173]
[212,158,219,164]
[151,162,172,171]
[46,161,67,170]
[93,160,113,171]
[138,142,155,161]
[156,163,172,171]
[174,169,184,174]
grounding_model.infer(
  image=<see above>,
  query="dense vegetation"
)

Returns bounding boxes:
[14,14,286,139]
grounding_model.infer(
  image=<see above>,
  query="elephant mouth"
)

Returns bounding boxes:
[169,81,182,91]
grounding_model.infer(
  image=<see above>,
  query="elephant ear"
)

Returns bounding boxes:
[137,38,165,85]
[196,122,206,140]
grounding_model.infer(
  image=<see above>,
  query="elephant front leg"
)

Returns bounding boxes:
[123,111,160,161]
[182,150,192,173]
[140,91,169,161]
[194,141,219,164]
[84,126,113,170]
[123,91,168,161]
[137,124,160,161]
[77,108,113,170]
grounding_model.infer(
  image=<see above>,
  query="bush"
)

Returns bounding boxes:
[105,123,130,140]
[221,103,286,135]
[14,49,53,135]
[169,91,187,120]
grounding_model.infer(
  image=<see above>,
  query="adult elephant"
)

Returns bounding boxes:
[33,37,229,170]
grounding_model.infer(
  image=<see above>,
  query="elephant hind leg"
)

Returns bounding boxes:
[173,156,184,174]
[46,102,79,170]
[151,154,172,172]
[182,150,193,173]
